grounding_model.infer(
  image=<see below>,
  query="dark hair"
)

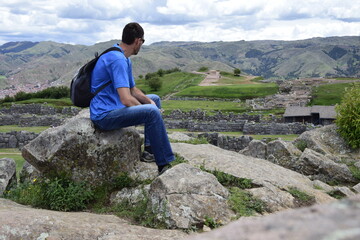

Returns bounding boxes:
[122,22,144,45]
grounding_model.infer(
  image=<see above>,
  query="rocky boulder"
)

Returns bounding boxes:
[21,109,143,186]
[185,194,360,240]
[149,163,233,229]
[19,161,41,183]
[294,124,359,156]
[0,198,187,240]
[266,140,302,168]
[171,143,334,210]
[239,140,267,159]
[297,148,357,183]
[0,158,17,195]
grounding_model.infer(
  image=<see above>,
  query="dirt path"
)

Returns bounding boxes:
[197,71,220,86]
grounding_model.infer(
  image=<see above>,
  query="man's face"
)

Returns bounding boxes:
[133,37,144,55]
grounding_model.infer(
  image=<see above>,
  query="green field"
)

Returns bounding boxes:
[175,83,278,99]
[136,71,204,97]
[0,75,7,88]
[310,83,354,105]
[0,125,49,133]
[0,97,73,107]
[162,100,249,114]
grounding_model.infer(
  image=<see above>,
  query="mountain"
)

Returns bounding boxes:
[0,36,359,96]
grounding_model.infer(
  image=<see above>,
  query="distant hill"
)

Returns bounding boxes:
[0,36,359,95]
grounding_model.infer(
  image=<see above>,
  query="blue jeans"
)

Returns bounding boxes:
[92,94,174,166]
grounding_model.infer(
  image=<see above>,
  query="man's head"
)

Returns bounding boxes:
[121,22,144,55]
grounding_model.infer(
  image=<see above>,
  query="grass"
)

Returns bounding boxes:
[162,100,250,114]
[309,83,353,105]
[228,187,266,218]
[0,125,49,133]
[0,98,73,107]
[287,187,316,207]
[175,83,278,99]
[136,71,204,97]
[220,132,298,142]
[0,75,7,88]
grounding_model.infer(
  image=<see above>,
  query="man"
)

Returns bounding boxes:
[90,22,174,175]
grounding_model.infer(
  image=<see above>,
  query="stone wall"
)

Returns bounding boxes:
[164,120,247,132]
[0,104,80,127]
[243,122,314,135]
[198,132,253,152]
[0,131,39,148]
[0,114,66,127]
[0,104,80,116]
[164,109,261,122]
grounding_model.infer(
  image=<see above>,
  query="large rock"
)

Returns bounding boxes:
[19,161,41,183]
[21,109,143,186]
[294,124,359,156]
[0,198,188,240]
[266,140,302,169]
[171,143,334,209]
[239,140,267,159]
[298,148,357,183]
[185,194,360,240]
[149,163,233,229]
[0,158,17,196]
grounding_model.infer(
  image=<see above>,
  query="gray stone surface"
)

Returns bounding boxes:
[298,148,356,183]
[239,140,267,159]
[294,124,359,156]
[0,198,188,240]
[266,140,302,168]
[185,195,360,240]
[171,143,334,206]
[19,161,41,183]
[0,158,16,196]
[149,164,233,229]
[21,109,142,186]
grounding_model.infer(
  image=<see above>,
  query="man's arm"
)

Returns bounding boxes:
[130,87,156,105]
[117,87,141,107]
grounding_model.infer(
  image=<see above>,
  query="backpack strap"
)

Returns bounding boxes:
[93,47,123,94]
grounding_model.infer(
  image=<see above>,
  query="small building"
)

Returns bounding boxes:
[284,105,336,125]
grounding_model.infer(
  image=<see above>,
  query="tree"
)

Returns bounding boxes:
[234,68,241,76]
[335,83,360,149]
[148,77,162,91]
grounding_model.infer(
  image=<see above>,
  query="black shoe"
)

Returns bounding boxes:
[141,151,155,163]
[158,164,171,176]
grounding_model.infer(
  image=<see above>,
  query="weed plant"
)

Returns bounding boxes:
[4,177,94,211]
[228,187,265,218]
[287,187,315,207]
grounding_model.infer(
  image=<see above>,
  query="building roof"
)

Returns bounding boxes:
[284,105,336,119]
[284,106,311,117]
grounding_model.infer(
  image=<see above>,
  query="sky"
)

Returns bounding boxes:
[0,0,359,46]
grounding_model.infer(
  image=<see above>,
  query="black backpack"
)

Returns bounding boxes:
[70,47,122,107]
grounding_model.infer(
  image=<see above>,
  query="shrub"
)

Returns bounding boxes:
[294,139,308,152]
[335,83,360,149]
[5,177,94,212]
[233,68,241,76]
[148,77,162,91]
[198,66,209,72]
[228,187,265,218]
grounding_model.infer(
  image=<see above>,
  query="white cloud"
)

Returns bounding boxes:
[0,0,359,46]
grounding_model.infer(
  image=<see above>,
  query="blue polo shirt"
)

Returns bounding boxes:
[90,44,135,121]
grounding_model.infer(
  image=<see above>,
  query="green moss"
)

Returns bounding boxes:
[294,139,308,152]
[200,167,254,189]
[287,187,316,207]
[228,187,266,218]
